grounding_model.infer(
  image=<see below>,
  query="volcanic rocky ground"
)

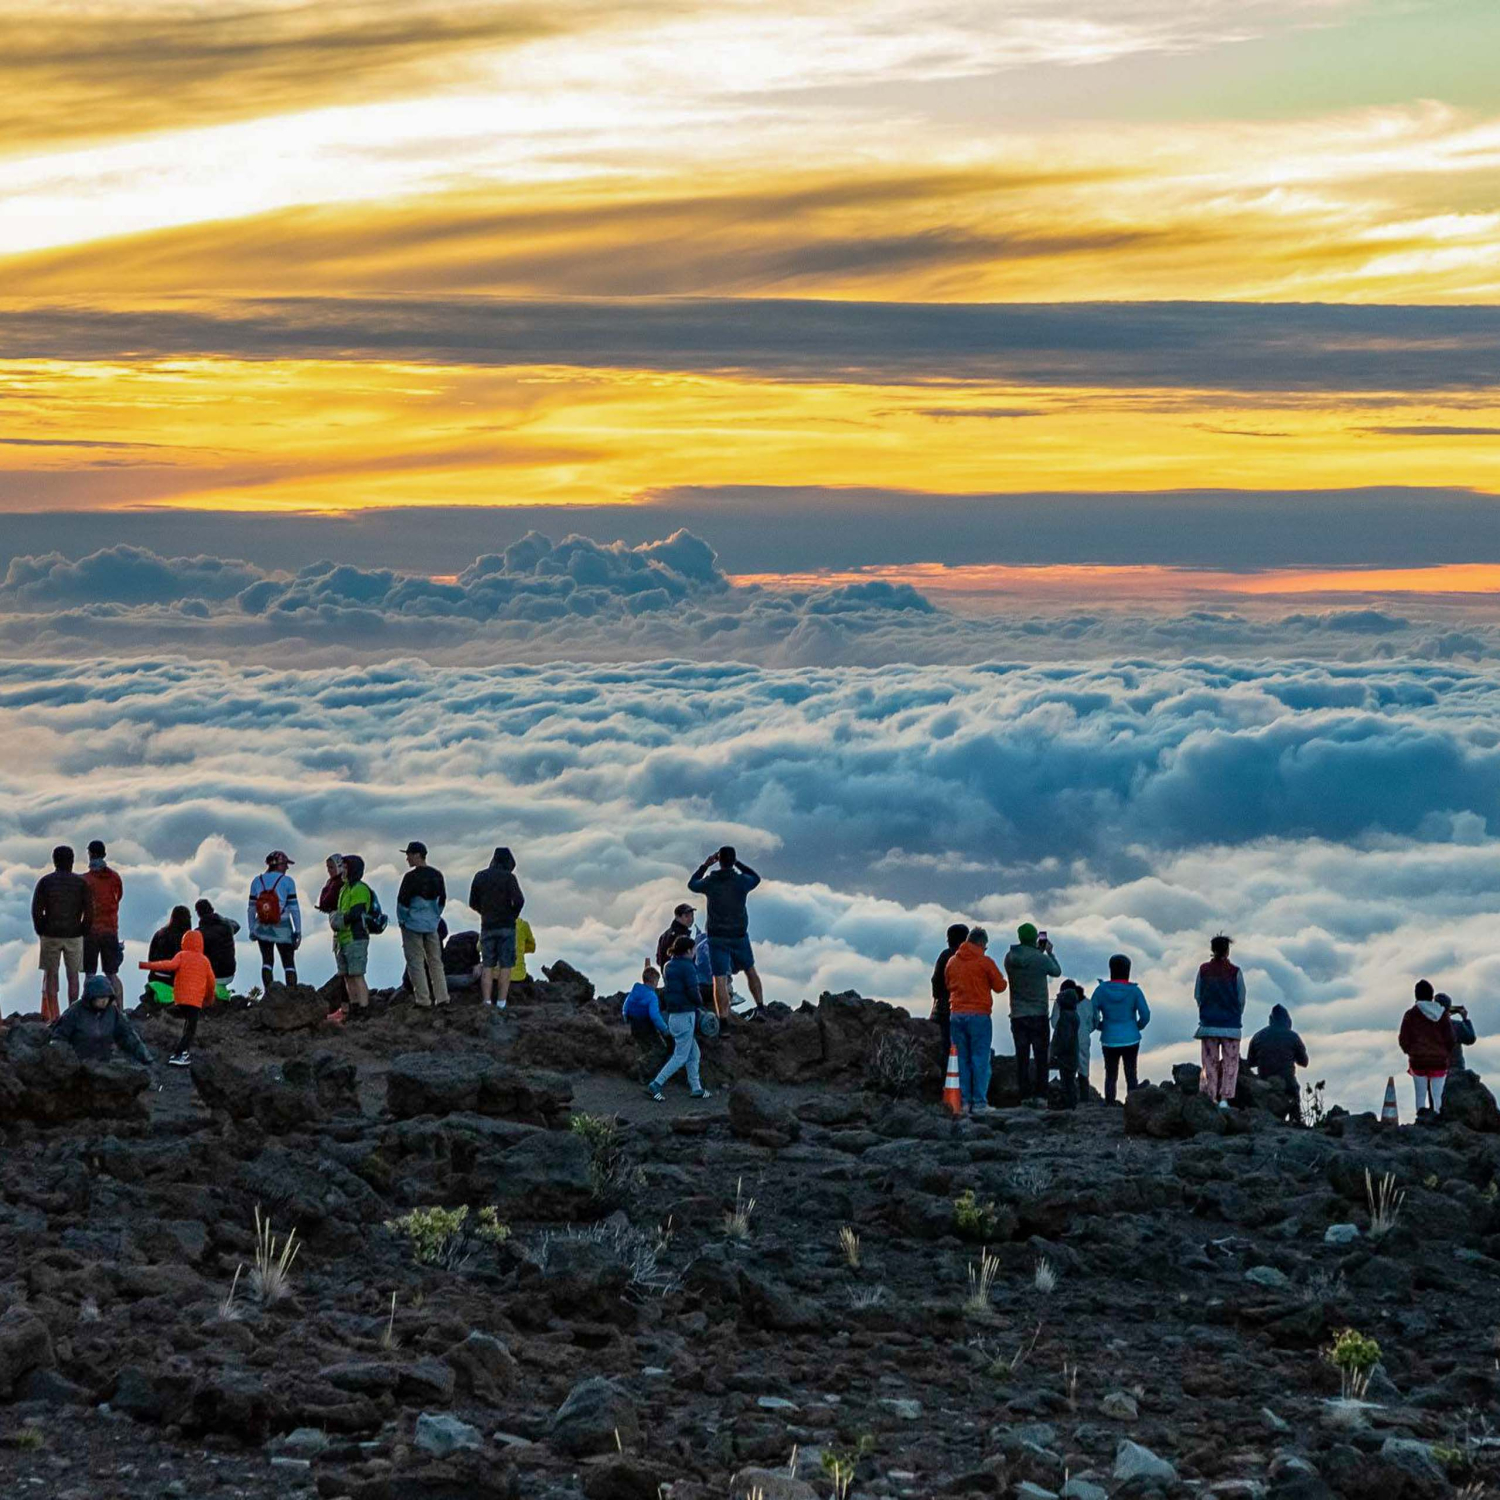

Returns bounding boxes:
[2,964,1500,1500]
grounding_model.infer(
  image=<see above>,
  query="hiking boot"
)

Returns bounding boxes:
[167,1052,191,1068]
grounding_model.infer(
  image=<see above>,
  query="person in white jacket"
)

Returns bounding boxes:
[247,850,301,993]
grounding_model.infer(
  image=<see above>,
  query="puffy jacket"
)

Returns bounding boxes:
[929,943,962,1022]
[1049,994,1081,1070]
[140,929,216,1010]
[687,862,760,939]
[1246,1004,1308,1080]
[248,871,301,943]
[148,920,189,964]
[469,848,525,930]
[84,863,123,934]
[510,917,536,981]
[944,942,1007,1017]
[397,865,447,934]
[52,1001,151,1065]
[1053,986,1100,1071]
[197,912,240,980]
[1092,980,1150,1047]
[1399,1001,1455,1073]
[1004,942,1062,1019]
[661,956,702,1015]
[1195,958,1246,1037]
[32,870,92,939]
[656,918,695,971]
[693,933,713,985]
[622,982,668,1033]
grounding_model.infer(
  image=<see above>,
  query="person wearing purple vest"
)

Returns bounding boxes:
[1195,933,1246,1110]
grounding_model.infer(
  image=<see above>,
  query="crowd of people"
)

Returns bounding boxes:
[27,837,1478,1121]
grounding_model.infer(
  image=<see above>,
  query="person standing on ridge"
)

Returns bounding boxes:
[397,841,449,1010]
[1195,933,1246,1110]
[1400,979,1455,1117]
[1004,923,1062,1104]
[1441,994,1477,1072]
[469,846,525,1010]
[333,855,377,1014]
[688,846,763,1019]
[32,845,93,1023]
[82,839,125,1008]
[140,927,216,1066]
[1092,954,1151,1104]
[944,926,1007,1116]
[1246,1003,1309,1123]
[194,899,241,1000]
[656,902,699,971]
[645,936,712,1102]
[248,851,301,992]
[930,922,969,1066]
[1049,984,1082,1109]
[1053,977,1099,1101]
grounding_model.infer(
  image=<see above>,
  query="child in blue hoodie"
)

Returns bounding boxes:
[1090,953,1151,1104]
[623,964,670,1075]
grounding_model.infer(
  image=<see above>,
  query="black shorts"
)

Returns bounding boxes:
[84,933,124,977]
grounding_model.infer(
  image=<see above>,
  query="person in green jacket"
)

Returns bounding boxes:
[333,854,375,1014]
[1003,923,1062,1103]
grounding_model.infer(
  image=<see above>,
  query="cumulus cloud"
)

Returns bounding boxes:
[0,651,1498,1115]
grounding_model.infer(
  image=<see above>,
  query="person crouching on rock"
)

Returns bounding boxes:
[194,899,240,1002]
[1194,933,1246,1111]
[943,926,1007,1117]
[51,974,152,1066]
[139,928,216,1067]
[1049,984,1081,1109]
[1246,1004,1309,1123]
[1092,954,1151,1104]
[645,937,712,1103]
[1400,979,1455,1118]
[623,963,672,1077]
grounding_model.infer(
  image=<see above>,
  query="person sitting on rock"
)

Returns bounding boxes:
[688,847,764,1019]
[930,922,969,1067]
[646,937,712,1102]
[248,851,301,993]
[511,914,537,989]
[1441,993,1477,1072]
[944,926,1008,1117]
[1400,979,1455,1117]
[1092,954,1151,1104]
[1246,1003,1309,1122]
[623,964,672,1075]
[1049,984,1081,1110]
[1194,934,1246,1111]
[655,902,698,971]
[194,899,241,1001]
[51,974,152,1066]
[143,905,193,1005]
[139,928,216,1067]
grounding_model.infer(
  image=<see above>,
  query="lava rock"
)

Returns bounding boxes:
[415,1411,484,1457]
[0,1307,54,1397]
[727,1082,801,1145]
[550,1376,640,1456]
[1441,1070,1500,1132]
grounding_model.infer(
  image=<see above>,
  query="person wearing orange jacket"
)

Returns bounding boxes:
[944,926,1008,1116]
[140,928,216,1068]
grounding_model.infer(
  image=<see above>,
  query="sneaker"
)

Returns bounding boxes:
[644,1086,665,1102]
[1217,1099,1231,1112]
[969,1103,991,1117]
[167,1052,191,1068]
[689,1088,713,1099]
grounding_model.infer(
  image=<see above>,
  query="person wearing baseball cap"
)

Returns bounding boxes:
[397,841,448,1009]
[655,901,699,971]
[248,850,301,992]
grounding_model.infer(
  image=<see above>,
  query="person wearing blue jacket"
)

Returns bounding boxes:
[1091,954,1151,1103]
[623,965,670,1039]
[646,936,712,1102]
[1194,933,1246,1110]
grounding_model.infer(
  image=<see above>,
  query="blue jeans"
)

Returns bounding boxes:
[949,1012,992,1110]
[650,1011,702,1093]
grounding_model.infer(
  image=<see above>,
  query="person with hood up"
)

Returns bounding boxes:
[140,927,216,1066]
[469,847,525,1010]
[1004,923,1062,1104]
[1246,1003,1310,1123]
[83,839,125,1007]
[1195,933,1246,1110]
[943,926,1008,1116]
[688,847,764,1019]
[52,975,152,1065]
[194,899,241,999]
[316,854,345,916]
[1049,984,1082,1109]
[32,844,93,1023]
[655,903,699,971]
[1440,994,1477,1072]
[930,922,970,1067]
[623,963,672,1076]
[397,841,449,1009]
[144,905,193,1005]
[1052,978,1100,1100]
[645,936,712,1102]
[248,851,301,992]
[333,855,376,1013]
[1400,979,1456,1116]
[1092,954,1151,1104]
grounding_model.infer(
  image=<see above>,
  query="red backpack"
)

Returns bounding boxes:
[254,875,285,927]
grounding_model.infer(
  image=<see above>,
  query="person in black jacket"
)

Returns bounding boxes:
[1246,1003,1310,1123]
[194,899,241,990]
[32,845,93,1022]
[645,936,712,1102]
[687,846,763,1019]
[143,906,193,1004]
[655,903,697,971]
[1440,994,1477,1071]
[468,847,525,1010]
[929,922,969,1066]
[52,975,152,1065]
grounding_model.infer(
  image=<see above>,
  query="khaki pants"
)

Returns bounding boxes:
[402,928,449,1007]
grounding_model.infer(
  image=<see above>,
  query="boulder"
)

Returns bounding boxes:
[445,1331,519,1401]
[582,1457,668,1500]
[111,1362,197,1424]
[0,1024,151,1123]
[254,983,331,1032]
[550,1376,640,1456]
[191,1052,322,1133]
[727,1083,801,1146]
[414,1411,483,1457]
[540,960,595,1006]
[387,1053,571,1126]
[1123,1085,1190,1139]
[729,1470,819,1500]
[0,1306,54,1398]
[1113,1440,1177,1483]
[284,1051,361,1114]
[1441,1070,1500,1132]
[470,1128,595,1217]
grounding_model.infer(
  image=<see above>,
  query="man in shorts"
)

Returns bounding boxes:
[32,845,93,1023]
[83,838,125,1007]
[688,846,764,1020]
[468,847,525,1010]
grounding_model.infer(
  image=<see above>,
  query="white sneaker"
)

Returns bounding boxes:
[1217,1099,1230,1111]
[167,1052,191,1068]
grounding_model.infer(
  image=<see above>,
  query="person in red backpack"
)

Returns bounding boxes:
[83,839,125,1008]
[247,851,300,993]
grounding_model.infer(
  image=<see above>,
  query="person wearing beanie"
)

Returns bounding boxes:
[1400,979,1456,1116]
[51,974,152,1065]
[1004,922,1062,1104]
[1194,933,1246,1111]
[83,839,126,1008]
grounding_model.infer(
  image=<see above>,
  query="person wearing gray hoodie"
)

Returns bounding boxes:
[1004,923,1062,1102]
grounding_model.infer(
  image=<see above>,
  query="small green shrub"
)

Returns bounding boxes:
[821,1435,874,1499]
[953,1189,999,1240]
[570,1113,644,1205]
[1326,1327,1381,1400]
[386,1205,510,1269]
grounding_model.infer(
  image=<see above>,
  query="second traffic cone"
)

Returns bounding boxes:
[1381,1075,1399,1125]
[943,1046,963,1116]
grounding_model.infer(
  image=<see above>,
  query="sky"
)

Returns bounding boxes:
[3,1,1500,1109]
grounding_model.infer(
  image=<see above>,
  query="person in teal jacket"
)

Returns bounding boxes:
[1090,953,1151,1104]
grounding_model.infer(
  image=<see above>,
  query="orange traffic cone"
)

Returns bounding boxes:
[943,1046,963,1116]
[1381,1076,1399,1126]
